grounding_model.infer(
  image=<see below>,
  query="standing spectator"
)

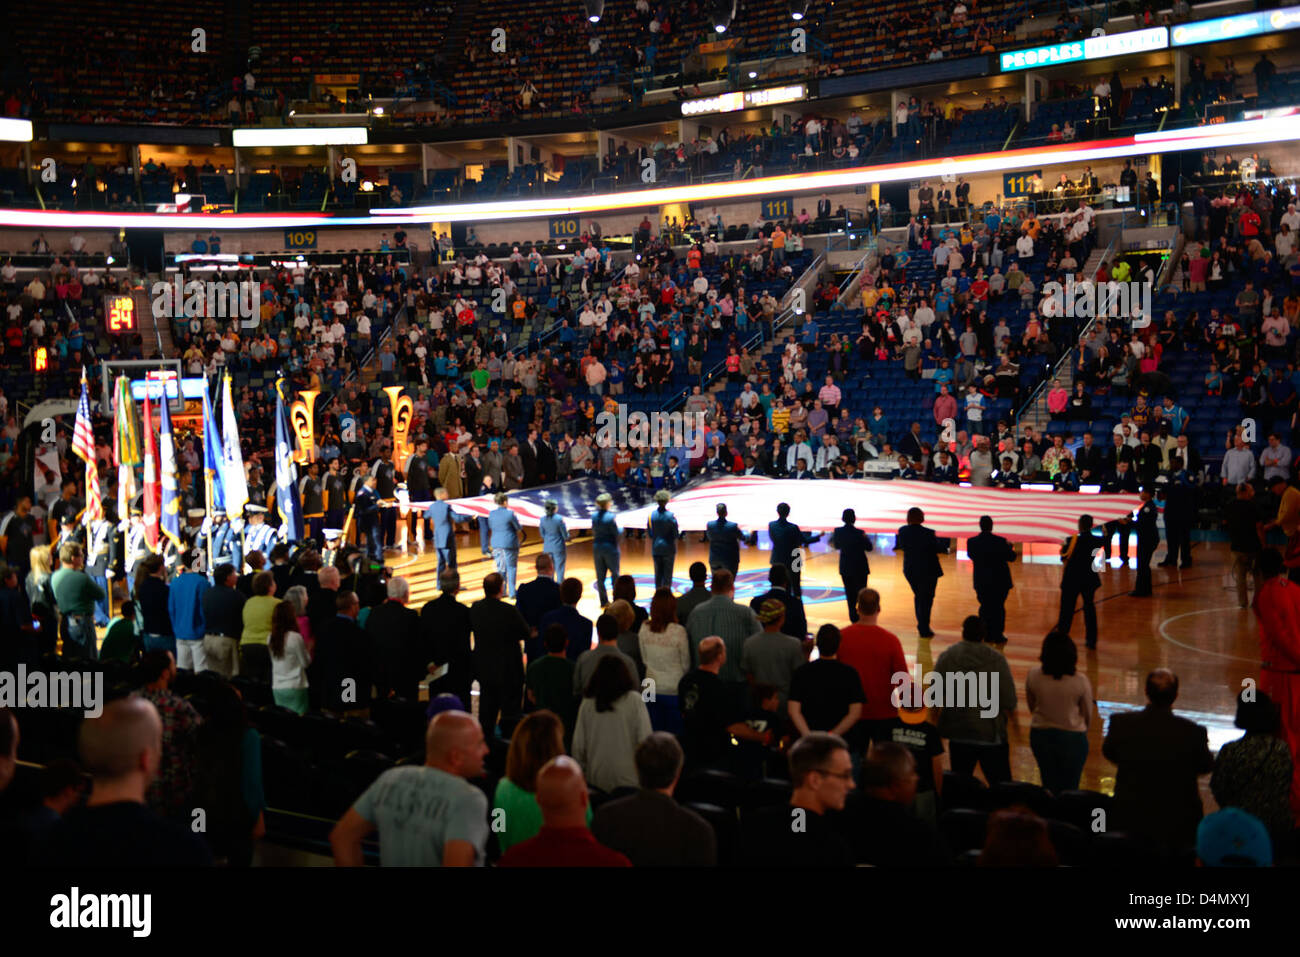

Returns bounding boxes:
[138,651,202,822]
[135,554,175,656]
[49,542,104,660]
[571,655,653,795]
[1226,483,1264,609]
[934,616,1018,785]
[1025,631,1094,792]
[1251,548,1300,821]
[239,570,279,682]
[966,515,1016,646]
[1102,669,1214,857]
[498,757,630,867]
[469,572,529,737]
[1211,689,1294,845]
[331,711,489,866]
[836,588,908,745]
[637,589,690,733]
[167,558,210,671]
[831,508,872,623]
[268,601,311,715]
[39,698,212,867]
[743,732,856,866]
[591,733,716,866]
[491,710,585,854]
[685,568,761,689]
[788,625,865,740]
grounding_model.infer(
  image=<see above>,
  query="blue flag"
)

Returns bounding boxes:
[202,377,225,514]
[158,384,183,550]
[274,379,302,543]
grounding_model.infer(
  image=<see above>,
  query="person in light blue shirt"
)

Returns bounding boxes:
[487,492,522,598]
[590,493,621,606]
[647,490,680,589]
[538,500,569,580]
[425,488,466,579]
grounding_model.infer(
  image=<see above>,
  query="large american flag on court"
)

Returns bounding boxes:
[72,369,103,524]
[438,475,1141,543]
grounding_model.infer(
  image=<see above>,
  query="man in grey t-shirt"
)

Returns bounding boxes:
[740,599,806,703]
[331,711,489,866]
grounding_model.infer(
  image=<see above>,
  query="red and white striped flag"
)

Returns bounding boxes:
[73,369,103,525]
[141,390,160,551]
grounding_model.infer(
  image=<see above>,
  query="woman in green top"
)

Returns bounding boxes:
[491,710,589,855]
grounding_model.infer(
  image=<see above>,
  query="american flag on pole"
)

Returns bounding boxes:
[73,369,103,525]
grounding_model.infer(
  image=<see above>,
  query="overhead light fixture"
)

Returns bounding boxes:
[372,106,384,116]
[583,0,604,22]
[710,0,736,33]
[748,71,758,79]
[790,0,810,19]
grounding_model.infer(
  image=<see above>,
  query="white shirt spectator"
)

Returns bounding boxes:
[1221,446,1257,485]
[1016,234,1034,258]
[1261,442,1293,481]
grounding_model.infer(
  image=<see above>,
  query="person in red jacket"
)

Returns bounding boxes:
[1252,549,1300,823]
[498,756,631,867]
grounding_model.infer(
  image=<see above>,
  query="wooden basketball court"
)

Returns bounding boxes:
[389,529,1257,805]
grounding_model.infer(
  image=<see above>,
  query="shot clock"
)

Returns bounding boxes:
[104,295,136,334]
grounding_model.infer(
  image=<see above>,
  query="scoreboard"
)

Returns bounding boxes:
[104,295,137,334]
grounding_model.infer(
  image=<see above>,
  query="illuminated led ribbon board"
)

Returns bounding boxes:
[3,116,1297,230]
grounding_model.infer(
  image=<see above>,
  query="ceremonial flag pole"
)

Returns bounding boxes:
[141,389,160,553]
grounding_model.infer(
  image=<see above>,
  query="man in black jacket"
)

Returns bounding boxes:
[831,508,872,622]
[894,507,944,638]
[749,564,808,645]
[1074,432,1105,483]
[420,570,475,709]
[1101,459,1140,563]
[591,733,716,866]
[1058,514,1104,648]
[1102,669,1214,859]
[515,553,562,660]
[307,565,341,640]
[966,515,1016,646]
[365,575,424,700]
[311,590,374,715]
[469,572,528,738]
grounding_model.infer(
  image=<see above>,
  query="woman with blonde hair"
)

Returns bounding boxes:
[26,545,57,654]
[491,710,588,853]
[638,589,690,733]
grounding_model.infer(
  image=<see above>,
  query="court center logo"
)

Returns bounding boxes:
[1041,277,1152,329]
[152,277,260,328]
[594,404,706,457]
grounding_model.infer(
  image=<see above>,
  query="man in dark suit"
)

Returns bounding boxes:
[894,507,944,638]
[469,572,528,737]
[310,590,374,714]
[1102,669,1215,858]
[420,570,474,708]
[1058,513,1104,648]
[540,577,595,661]
[1130,488,1160,597]
[591,732,717,866]
[749,564,808,644]
[516,552,562,661]
[966,515,1016,646]
[307,565,342,641]
[706,503,745,578]
[364,575,424,700]
[535,432,557,485]
[354,474,382,562]
[519,426,541,487]
[816,195,832,221]
[1101,459,1140,564]
[1074,432,1105,483]
[767,502,820,597]
[831,508,872,622]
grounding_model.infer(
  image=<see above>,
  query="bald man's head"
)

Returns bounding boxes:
[425,711,488,779]
[534,756,589,828]
[697,635,726,669]
[78,696,162,786]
